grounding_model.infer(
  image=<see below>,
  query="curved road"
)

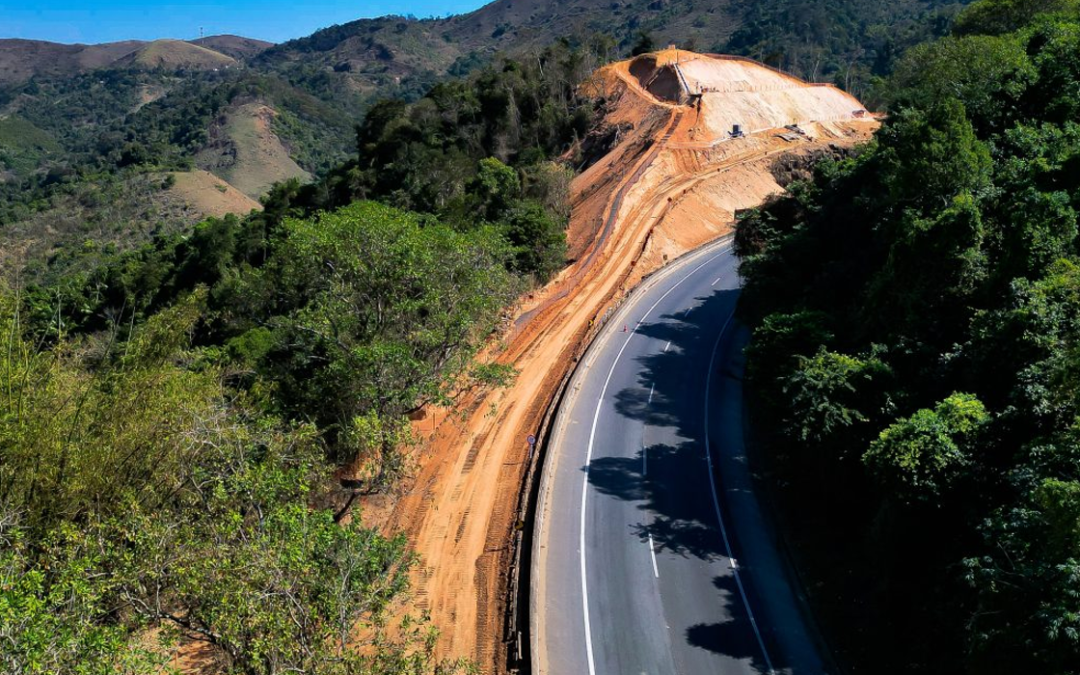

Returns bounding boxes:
[531,238,828,675]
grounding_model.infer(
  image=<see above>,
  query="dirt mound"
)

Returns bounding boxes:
[196,102,310,199]
[628,54,686,103]
[368,50,879,675]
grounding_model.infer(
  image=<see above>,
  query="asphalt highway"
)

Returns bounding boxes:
[531,238,828,675]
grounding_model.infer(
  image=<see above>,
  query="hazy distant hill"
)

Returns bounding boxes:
[0,38,144,85]
[0,34,269,85]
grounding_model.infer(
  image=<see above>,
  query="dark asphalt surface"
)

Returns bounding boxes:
[532,240,828,675]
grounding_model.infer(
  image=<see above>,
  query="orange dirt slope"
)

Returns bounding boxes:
[372,50,880,674]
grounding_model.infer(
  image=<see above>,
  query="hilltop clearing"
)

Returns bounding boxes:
[117,39,238,71]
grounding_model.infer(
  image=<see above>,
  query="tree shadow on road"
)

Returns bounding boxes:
[582,286,782,674]
[586,288,739,561]
[685,575,773,672]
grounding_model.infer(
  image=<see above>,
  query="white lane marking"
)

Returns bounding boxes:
[648,382,655,404]
[649,534,660,578]
[663,341,672,352]
[580,246,731,675]
[642,436,647,477]
[704,312,777,675]
[711,277,721,286]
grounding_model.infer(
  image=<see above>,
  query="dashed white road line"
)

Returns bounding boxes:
[648,382,655,404]
[711,277,721,286]
[663,341,672,352]
[648,534,660,578]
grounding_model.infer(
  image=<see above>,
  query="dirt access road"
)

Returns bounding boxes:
[372,49,879,674]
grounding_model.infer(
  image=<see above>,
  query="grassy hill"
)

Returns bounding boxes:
[195,102,311,198]
[0,115,60,178]
[118,39,238,71]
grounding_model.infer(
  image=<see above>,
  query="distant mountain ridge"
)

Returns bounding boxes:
[0,35,272,85]
[258,0,969,100]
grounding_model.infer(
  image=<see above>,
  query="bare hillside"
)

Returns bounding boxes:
[118,39,237,70]
[196,102,310,198]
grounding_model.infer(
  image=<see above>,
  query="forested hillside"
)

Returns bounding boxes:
[0,43,595,671]
[735,0,1080,671]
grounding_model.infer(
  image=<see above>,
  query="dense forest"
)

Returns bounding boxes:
[0,43,596,672]
[735,0,1080,671]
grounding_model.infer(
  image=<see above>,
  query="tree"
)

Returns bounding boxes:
[888,35,1034,133]
[876,99,992,215]
[0,514,168,674]
[954,0,1080,36]
[473,157,521,221]
[261,201,518,485]
[783,347,892,450]
[965,429,1080,674]
[501,200,567,282]
[744,311,834,407]
[863,393,990,504]
[112,433,451,675]
[631,31,656,57]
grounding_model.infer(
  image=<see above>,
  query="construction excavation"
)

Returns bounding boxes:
[372,49,880,673]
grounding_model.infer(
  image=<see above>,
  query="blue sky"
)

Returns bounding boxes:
[1,1,489,45]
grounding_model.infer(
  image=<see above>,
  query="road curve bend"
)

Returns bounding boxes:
[531,238,829,675]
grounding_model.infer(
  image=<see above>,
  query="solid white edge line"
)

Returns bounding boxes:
[579,245,731,675]
[704,312,777,675]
